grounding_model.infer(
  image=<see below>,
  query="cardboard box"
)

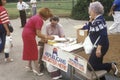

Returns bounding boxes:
[77,29,88,43]
[74,25,88,43]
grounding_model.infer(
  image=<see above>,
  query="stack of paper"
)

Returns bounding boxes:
[52,35,67,42]
[60,43,83,52]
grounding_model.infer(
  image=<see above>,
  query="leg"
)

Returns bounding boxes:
[46,63,62,79]
[33,60,44,76]
[100,76,106,80]
[111,62,118,76]
[4,36,13,62]
[0,31,6,52]
[19,11,23,27]
[51,69,62,79]
[109,12,120,32]
[22,11,26,27]
[32,7,37,16]
[4,53,13,62]
[39,44,45,72]
[38,41,45,72]
[27,60,32,70]
[89,48,111,72]
[25,60,33,71]
[33,60,39,72]
[19,10,26,27]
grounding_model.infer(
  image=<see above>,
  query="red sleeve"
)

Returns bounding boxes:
[34,16,43,30]
[0,6,10,24]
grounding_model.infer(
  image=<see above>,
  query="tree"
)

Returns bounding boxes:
[71,0,113,20]
[97,0,113,20]
[71,0,91,20]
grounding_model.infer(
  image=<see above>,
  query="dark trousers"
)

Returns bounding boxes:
[0,25,6,52]
[89,47,111,72]
[50,69,61,78]
[89,47,111,80]
[5,53,9,58]
[38,42,45,72]
[19,10,26,27]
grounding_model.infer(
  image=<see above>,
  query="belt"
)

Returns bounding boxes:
[114,10,120,11]
[19,10,25,12]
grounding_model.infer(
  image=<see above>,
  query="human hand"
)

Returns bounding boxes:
[89,16,94,22]
[6,31,10,36]
[108,12,111,16]
[108,11,114,16]
[96,49,101,58]
[48,36,55,40]
[41,39,48,43]
[96,45,102,58]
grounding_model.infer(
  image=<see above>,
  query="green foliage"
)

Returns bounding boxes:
[6,0,114,20]
[97,0,113,20]
[5,3,19,19]
[71,0,91,20]
[71,0,114,20]
[5,1,73,19]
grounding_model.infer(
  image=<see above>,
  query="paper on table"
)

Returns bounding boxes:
[60,43,83,52]
[52,35,67,42]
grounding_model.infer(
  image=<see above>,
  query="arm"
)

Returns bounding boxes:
[24,2,29,9]
[0,7,10,36]
[36,29,54,40]
[108,4,116,16]
[3,24,10,36]
[96,32,108,58]
[82,16,93,30]
[58,24,65,37]
[82,22,91,30]
[96,45,102,58]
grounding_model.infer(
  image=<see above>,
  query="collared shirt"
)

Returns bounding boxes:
[0,6,10,24]
[17,1,29,11]
[113,0,120,11]
[90,14,107,32]
[45,23,65,37]
[30,0,37,7]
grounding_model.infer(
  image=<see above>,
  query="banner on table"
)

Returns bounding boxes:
[42,44,69,72]
[68,54,87,74]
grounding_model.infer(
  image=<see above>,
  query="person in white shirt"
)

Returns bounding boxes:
[17,0,29,28]
[30,0,37,16]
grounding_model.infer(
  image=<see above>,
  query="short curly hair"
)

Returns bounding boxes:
[89,1,104,15]
[38,8,53,19]
[50,16,59,22]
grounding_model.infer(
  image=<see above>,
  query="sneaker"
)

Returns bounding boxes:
[32,69,44,76]
[25,66,33,72]
[112,62,118,76]
[4,58,13,62]
[52,75,62,80]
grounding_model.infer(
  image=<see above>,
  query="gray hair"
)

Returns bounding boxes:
[89,1,104,15]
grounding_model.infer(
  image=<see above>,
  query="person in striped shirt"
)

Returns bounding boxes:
[0,0,13,62]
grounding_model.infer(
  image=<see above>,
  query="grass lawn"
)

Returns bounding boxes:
[5,1,74,19]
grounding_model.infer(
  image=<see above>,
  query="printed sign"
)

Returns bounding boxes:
[42,44,69,72]
[68,54,87,74]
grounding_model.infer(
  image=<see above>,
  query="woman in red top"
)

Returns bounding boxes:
[22,7,54,76]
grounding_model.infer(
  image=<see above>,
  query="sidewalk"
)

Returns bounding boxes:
[0,18,119,80]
